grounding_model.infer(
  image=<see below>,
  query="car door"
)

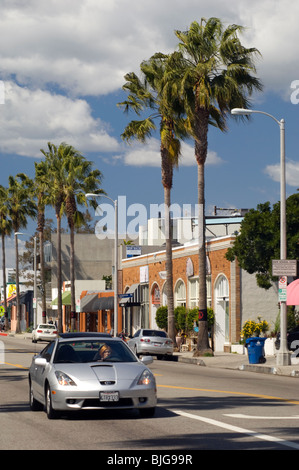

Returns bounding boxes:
[33,341,55,401]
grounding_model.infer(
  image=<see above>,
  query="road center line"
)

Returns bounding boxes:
[1,362,28,370]
[157,384,299,405]
[175,410,299,450]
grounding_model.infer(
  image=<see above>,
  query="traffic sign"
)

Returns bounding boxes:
[279,276,287,288]
[279,289,287,301]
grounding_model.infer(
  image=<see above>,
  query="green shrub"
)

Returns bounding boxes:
[155,306,168,330]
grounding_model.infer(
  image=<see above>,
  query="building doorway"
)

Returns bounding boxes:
[214,275,229,351]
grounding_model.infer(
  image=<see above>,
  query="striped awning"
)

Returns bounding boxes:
[93,296,114,311]
[119,283,141,306]
[80,293,99,312]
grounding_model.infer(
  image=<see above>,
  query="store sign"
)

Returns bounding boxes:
[272,260,297,277]
[126,245,142,258]
[152,286,160,305]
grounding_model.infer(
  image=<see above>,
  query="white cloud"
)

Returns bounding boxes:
[0,81,120,157]
[1,0,297,99]
[0,0,298,163]
[265,160,299,187]
[115,138,223,167]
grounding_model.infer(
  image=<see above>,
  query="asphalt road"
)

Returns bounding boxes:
[1,335,299,453]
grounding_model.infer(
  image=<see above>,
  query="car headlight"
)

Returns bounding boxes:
[137,369,154,386]
[55,371,77,386]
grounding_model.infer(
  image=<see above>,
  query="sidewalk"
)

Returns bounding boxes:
[4,331,299,378]
[174,350,299,378]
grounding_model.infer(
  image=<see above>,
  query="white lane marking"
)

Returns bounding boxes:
[224,413,299,420]
[175,410,299,450]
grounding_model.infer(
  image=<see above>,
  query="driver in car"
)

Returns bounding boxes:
[93,344,112,361]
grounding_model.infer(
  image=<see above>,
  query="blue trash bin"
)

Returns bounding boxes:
[246,337,267,364]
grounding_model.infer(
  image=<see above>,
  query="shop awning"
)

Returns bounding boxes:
[287,279,299,305]
[93,296,114,311]
[80,293,99,312]
[119,283,141,306]
[51,291,71,306]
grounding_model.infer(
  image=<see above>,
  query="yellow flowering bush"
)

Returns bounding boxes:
[241,317,269,340]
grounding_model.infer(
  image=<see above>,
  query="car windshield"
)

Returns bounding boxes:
[39,324,56,329]
[142,330,167,337]
[53,340,138,364]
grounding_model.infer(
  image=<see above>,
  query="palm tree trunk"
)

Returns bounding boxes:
[70,226,76,332]
[194,108,212,356]
[57,215,63,333]
[39,229,47,322]
[2,233,8,330]
[161,143,175,343]
[164,186,175,343]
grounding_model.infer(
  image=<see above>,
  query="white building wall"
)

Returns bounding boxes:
[240,270,279,333]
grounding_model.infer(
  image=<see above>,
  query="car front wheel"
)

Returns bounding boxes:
[46,385,60,419]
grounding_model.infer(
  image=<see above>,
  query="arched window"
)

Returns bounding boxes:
[175,280,186,307]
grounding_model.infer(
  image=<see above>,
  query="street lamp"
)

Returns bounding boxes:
[86,194,118,337]
[231,108,290,366]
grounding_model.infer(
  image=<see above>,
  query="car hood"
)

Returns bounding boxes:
[53,362,148,382]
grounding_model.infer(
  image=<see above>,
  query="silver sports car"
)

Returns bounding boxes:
[28,333,157,419]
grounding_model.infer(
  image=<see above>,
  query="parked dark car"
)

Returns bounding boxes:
[275,325,299,353]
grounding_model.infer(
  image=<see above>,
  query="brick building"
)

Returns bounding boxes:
[120,235,278,352]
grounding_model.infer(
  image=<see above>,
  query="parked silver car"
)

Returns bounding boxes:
[32,324,58,343]
[28,333,157,419]
[128,329,174,359]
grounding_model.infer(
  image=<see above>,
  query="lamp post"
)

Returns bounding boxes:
[231,108,290,366]
[86,194,118,337]
[33,236,37,329]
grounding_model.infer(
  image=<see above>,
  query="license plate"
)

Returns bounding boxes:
[154,343,161,346]
[99,391,119,402]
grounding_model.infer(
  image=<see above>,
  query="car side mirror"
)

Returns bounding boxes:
[34,357,47,366]
[141,355,153,365]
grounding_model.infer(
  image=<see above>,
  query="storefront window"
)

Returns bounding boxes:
[140,284,149,328]
[188,276,211,307]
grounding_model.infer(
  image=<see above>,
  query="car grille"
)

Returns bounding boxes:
[82,398,133,408]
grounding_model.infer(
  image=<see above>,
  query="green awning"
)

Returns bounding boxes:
[51,291,71,306]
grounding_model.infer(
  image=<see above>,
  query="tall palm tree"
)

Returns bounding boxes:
[7,174,37,333]
[174,17,262,354]
[40,143,65,333]
[0,185,12,330]
[118,53,188,343]
[61,144,104,331]
[34,160,50,324]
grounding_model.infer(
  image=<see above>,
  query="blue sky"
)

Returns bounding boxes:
[0,0,298,265]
